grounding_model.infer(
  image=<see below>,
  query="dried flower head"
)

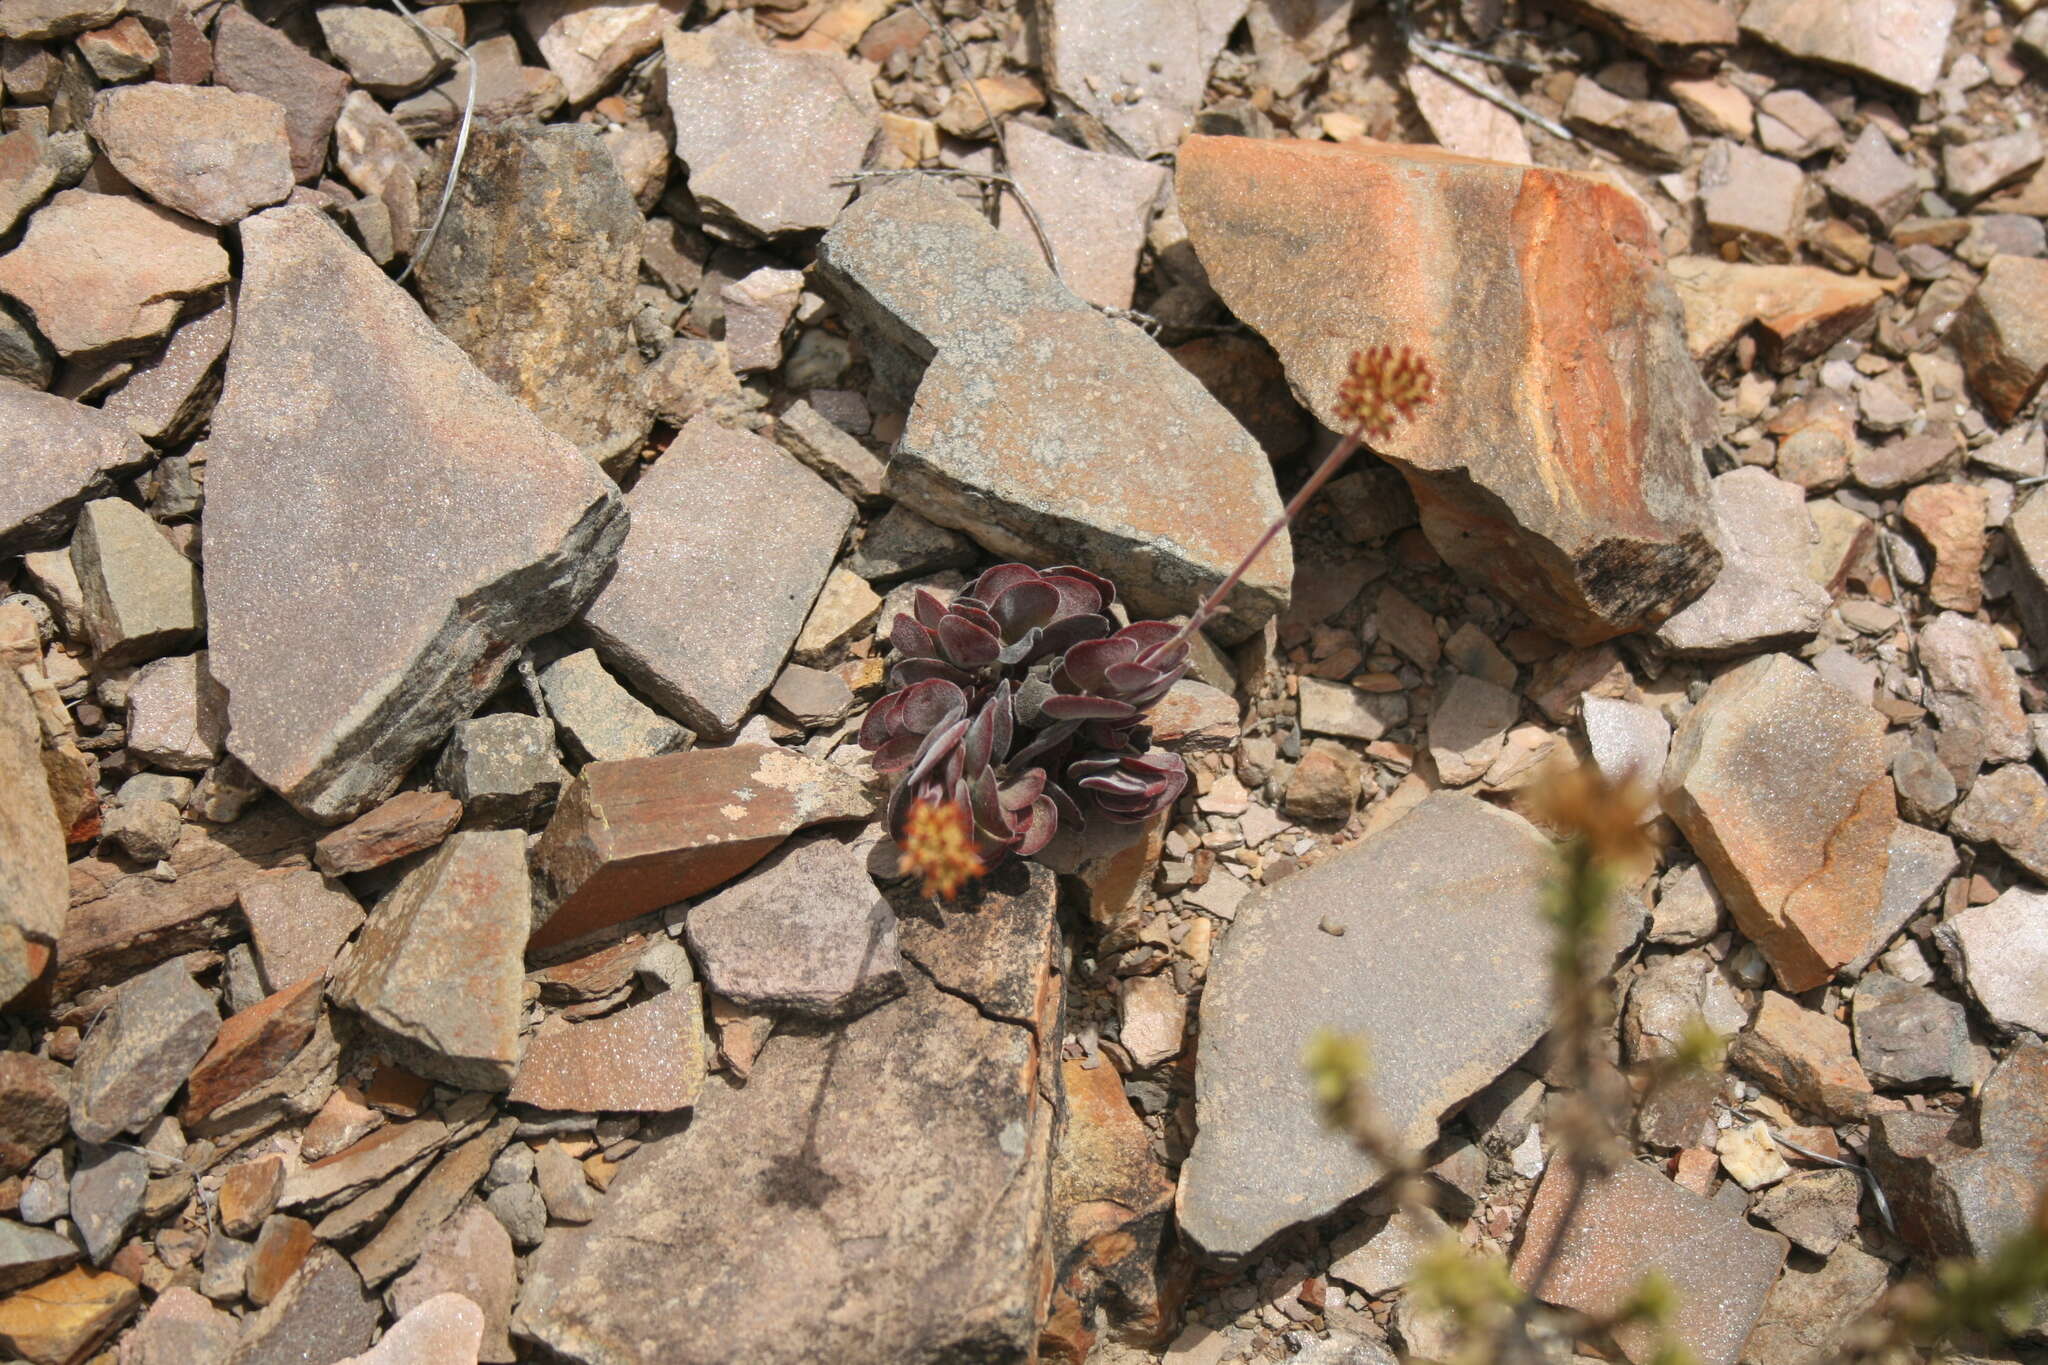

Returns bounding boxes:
[1528,758,1659,877]
[897,797,987,900]
[1335,344,1435,441]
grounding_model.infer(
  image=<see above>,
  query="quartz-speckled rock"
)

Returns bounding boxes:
[204,206,624,823]
[506,984,705,1113]
[70,497,204,667]
[817,174,1289,643]
[0,380,149,557]
[1177,136,1718,645]
[415,124,650,474]
[1936,888,2048,1037]
[1179,793,1558,1257]
[1740,0,1955,95]
[88,84,293,226]
[1661,653,1895,992]
[995,122,1169,312]
[582,415,850,737]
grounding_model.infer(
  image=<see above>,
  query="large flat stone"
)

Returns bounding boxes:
[1936,888,2048,1038]
[816,174,1288,643]
[1740,0,1955,95]
[69,957,221,1144]
[1178,792,1557,1258]
[415,124,649,474]
[88,83,293,226]
[204,205,624,823]
[0,380,150,556]
[1177,136,1718,645]
[1041,0,1243,159]
[1662,654,1895,992]
[512,863,1061,1365]
[582,415,852,738]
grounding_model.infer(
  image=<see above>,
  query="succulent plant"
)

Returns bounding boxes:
[860,562,1191,868]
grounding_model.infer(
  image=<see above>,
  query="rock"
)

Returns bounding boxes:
[1741,0,1954,95]
[774,399,886,507]
[662,14,877,238]
[99,798,172,865]
[1861,823,1956,980]
[1900,482,1986,614]
[1,665,67,962]
[0,299,52,389]
[240,869,363,992]
[1730,991,1873,1120]
[1851,972,1970,1090]
[686,834,903,1020]
[791,564,881,665]
[0,128,93,243]
[1623,951,1746,1064]
[0,1053,67,1178]
[1651,863,1722,946]
[1582,695,1670,792]
[1118,973,1184,1070]
[392,33,564,141]
[333,90,427,256]
[2012,488,2048,646]
[1890,746,1957,825]
[1041,0,1240,158]
[1754,88,1843,159]
[100,295,233,447]
[0,189,228,359]
[179,973,326,1128]
[0,1221,77,1297]
[70,957,220,1143]
[88,84,291,225]
[415,124,650,474]
[0,0,120,39]
[1515,1157,1787,1365]
[0,382,150,557]
[352,1117,514,1287]
[1661,654,1896,992]
[69,1141,145,1266]
[1540,0,1736,72]
[219,1155,285,1237]
[338,1293,482,1365]
[1746,1247,1894,1365]
[514,862,1060,1365]
[212,7,350,184]
[531,744,874,951]
[69,497,202,667]
[1717,1118,1793,1189]
[522,0,681,103]
[1564,79,1689,169]
[121,650,223,772]
[719,266,801,374]
[313,790,463,877]
[537,649,691,764]
[506,984,705,1112]
[1945,130,2044,203]
[1852,429,1958,491]
[1667,257,1896,370]
[1953,254,2048,422]
[0,1267,137,1365]
[435,713,565,828]
[1399,54,1527,163]
[1822,125,1921,232]
[996,123,1170,311]
[1935,887,2048,1036]
[17,1147,68,1226]
[1177,136,1717,645]
[205,206,624,824]
[1179,793,1561,1256]
[817,174,1289,642]
[314,5,444,97]
[1328,1206,1449,1297]
[117,1284,235,1365]
[1298,677,1403,742]
[246,1214,316,1305]
[849,506,975,584]
[1949,763,2048,878]
[1750,1167,1862,1256]
[1282,738,1364,821]
[390,1204,516,1363]
[1698,140,1806,263]
[231,1248,379,1365]
[1657,469,1829,655]
[331,831,528,1090]
[1427,674,1520,786]
[280,1114,450,1211]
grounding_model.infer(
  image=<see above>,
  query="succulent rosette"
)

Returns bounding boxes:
[859,562,1191,865]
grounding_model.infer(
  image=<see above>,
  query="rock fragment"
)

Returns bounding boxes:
[329,830,530,1090]
[663,14,878,238]
[1730,990,1873,1121]
[435,713,565,828]
[1740,0,1955,95]
[231,1248,379,1365]
[1656,468,1828,655]
[582,415,852,738]
[1741,1242,1891,1365]
[506,984,705,1112]
[0,1267,137,1365]
[179,972,328,1130]
[100,295,233,447]
[1901,483,1986,613]
[537,649,690,764]
[0,189,228,358]
[522,0,682,103]
[819,173,1288,641]
[1919,611,2031,773]
[240,869,363,992]
[212,6,350,183]
[0,382,150,556]
[1852,972,1971,1090]
[1426,675,1519,786]
[70,497,202,666]
[1953,254,2048,422]
[390,1204,516,1363]
[1698,140,1805,262]
[1539,0,1737,72]
[0,1053,67,1178]
[70,1141,146,1265]
[996,123,1169,311]
[1041,0,1242,158]
[204,206,623,823]
[1563,79,1689,169]
[1935,888,2048,1037]
[125,650,226,771]
[1177,136,1716,644]
[1,683,71,971]
[1869,1044,2048,1259]
[415,124,650,474]
[1581,695,1670,791]
[314,5,445,97]
[1822,125,1920,232]
[88,84,292,225]
[1944,129,2044,202]
[121,1285,236,1365]
[313,789,463,876]
[69,957,220,1143]
[1661,653,1896,992]
[1667,257,1896,370]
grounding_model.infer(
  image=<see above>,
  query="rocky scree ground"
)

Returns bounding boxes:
[1,0,2048,1362]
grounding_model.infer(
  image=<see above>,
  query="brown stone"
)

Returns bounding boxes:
[246,1213,316,1307]
[1667,257,1898,371]
[506,984,705,1112]
[280,1115,449,1211]
[351,1117,514,1287]
[88,84,292,226]
[1918,612,2032,773]
[232,1246,378,1365]
[180,973,324,1127]
[239,869,364,994]
[0,1266,137,1365]
[0,189,229,359]
[0,1053,67,1178]
[1954,254,2048,423]
[1901,482,1987,613]
[530,744,873,952]
[0,382,152,558]
[1536,0,1737,72]
[390,1203,517,1363]
[1730,991,1873,1121]
[312,790,462,876]
[1740,0,1954,95]
[1177,136,1718,645]
[1515,1157,1787,1365]
[1661,653,1896,992]
[218,1153,286,1237]
[0,669,66,960]
[212,7,351,184]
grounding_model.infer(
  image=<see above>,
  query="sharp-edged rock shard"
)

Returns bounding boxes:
[1176,135,1721,645]
[203,206,625,823]
[816,175,1289,643]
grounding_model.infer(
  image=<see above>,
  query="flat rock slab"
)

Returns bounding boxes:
[1740,0,1955,95]
[0,381,150,557]
[1954,253,2048,424]
[530,744,875,952]
[1656,468,1828,656]
[204,205,624,824]
[1176,135,1719,645]
[1041,0,1243,159]
[88,83,294,226]
[330,830,530,1091]
[0,668,67,953]
[69,957,221,1144]
[662,13,878,238]
[212,6,352,183]
[523,0,686,104]
[416,123,649,473]
[582,414,852,738]
[1662,653,1895,992]
[1668,257,1899,371]
[513,863,1059,1365]
[1515,1156,1788,1365]
[239,869,364,993]
[1178,792,1556,1258]
[685,834,906,1019]
[506,983,706,1112]
[996,122,1169,312]
[1936,888,2048,1037]
[816,175,1288,643]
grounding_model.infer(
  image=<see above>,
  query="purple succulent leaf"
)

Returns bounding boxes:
[1038,573,1105,620]
[969,766,1013,841]
[912,588,950,629]
[991,580,1060,639]
[898,677,967,732]
[1044,565,1116,613]
[998,768,1046,808]
[1012,675,1055,727]
[1014,795,1058,856]
[1041,694,1139,722]
[1025,613,1111,666]
[906,714,969,788]
[948,602,1001,637]
[963,696,999,773]
[1046,779,1085,829]
[996,628,1042,668]
[1136,639,1192,674]
[1060,637,1140,692]
[887,657,975,690]
[937,615,1000,669]
[970,563,1042,603]
[890,614,939,660]
[858,690,904,750]
[1008,716,1080,770]
[1103,660,1166,695]
[870,733,924,773]
[1116,620,1180,653]
[988,680,1014,763]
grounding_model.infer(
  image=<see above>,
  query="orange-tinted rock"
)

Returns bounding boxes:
[506,985,705,1112]
[1662,654,1896,992]
[1901,482,1988,613]
[245,1213,316,1306]
[1668,257,1899,371]
[1730,991,1874,1122]
[0,1053,68,1177]
[529,744,873,952]
[1954,254,2048,423]
[180,974,324,1126]
[218,1153,286,1236]
[0,1266,137,1365]
[1538,0,1737,73]
[1177,136,1719,645]
[313,790,462,876]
